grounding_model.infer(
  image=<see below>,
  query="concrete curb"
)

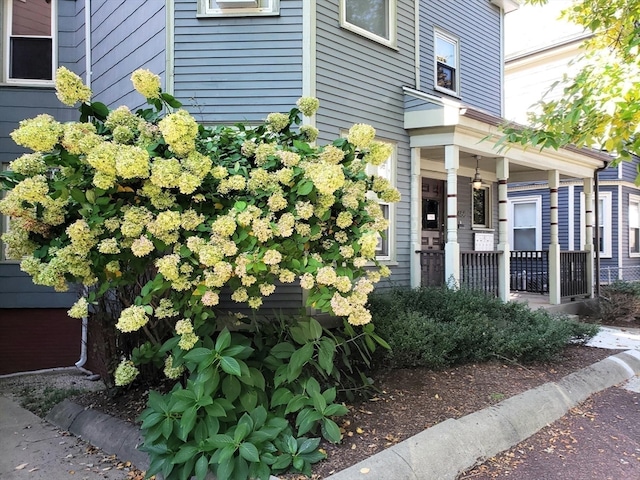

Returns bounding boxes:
[45,350,640,480]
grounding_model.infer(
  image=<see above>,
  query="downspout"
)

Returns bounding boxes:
[76,0,93,376]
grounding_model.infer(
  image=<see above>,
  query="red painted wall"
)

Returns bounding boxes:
[0,309,80,375]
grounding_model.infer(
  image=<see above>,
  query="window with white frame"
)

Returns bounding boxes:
[580,191,612,258]
[0,163,12,262]
[340,0,397,47]
[366,142,396,261]
[509,196,542,251]
[434,29,460,95]
[630,194,640,256]
[197,0,280,17]
[472,186,491,229]
[5,0,56,83]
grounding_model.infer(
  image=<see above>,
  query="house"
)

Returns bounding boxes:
[0,0,611,374]
[504,1,640,287]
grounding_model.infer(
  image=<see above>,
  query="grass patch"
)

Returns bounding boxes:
[368,286,599,369]
[18,386,85,417]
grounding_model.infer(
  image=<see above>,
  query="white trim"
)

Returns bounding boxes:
[629,193,640,257]
[302,0,316,123]
[166,0,175,94]
[508,195,542,250]
[414,0,420,90]
[4,0,57,85]
[568,185,574,250]
[580,191,612,258]
[339,0,398,49]
[197,0,280,17]
[472,184,492,229]
[84,0,92,88]
[434,27,460,97]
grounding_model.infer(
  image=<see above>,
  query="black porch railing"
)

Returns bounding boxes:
[460,251,500,296]
[560,251,589,298]
[418,250,445,287]
[510,250,549,294]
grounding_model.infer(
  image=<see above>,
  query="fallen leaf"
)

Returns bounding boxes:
[356,427,364,434]
[28,468,39,473]
[15,463,28,470]
[360,467,370,474]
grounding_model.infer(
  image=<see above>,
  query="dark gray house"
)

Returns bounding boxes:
[0,0,611,373]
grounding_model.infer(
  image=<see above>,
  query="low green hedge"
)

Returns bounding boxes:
[368,287,599,369]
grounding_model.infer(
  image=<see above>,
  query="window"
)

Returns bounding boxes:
[580,191,612,258]
[197,0,280,17]
[630,195,640,256]
[509,197,542,251]
[0,164,12,262]
[366,142,396,261]
[340,0,397,48]
[5,0,56,83]
[472,186,491,229]
[434,29,460,95]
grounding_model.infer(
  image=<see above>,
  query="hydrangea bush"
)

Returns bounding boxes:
[0,67,399,479]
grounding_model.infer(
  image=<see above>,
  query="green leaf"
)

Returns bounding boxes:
[195,454,209,480]
[269,342,295,359]
[272,453,292,471]
[270,388,293,408]
[206,434,235,449]
[249,405,268,430]
[321,418,342,443]
[310,391,327,413]
[184,347,214,364]
[216,456,235,480]
[298,437,321,455]
[318,338,336,375]
[239,389,258,412]
[296,409,323,436]
[239,442,260,463]
[308,317,323,340]
[172,444,200,464]
[323,403,349,417]
[285,394,310,415]
[215,328,232,353]
[222,375,241,402]
[287,343,314,382]
[297,180,314,195]
[220,356,242,376]
[179,406,198,441]
[161,417,174,438]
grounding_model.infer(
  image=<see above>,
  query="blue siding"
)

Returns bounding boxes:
[90,0,166,109]
[173,0,303,122]
[315,0,415,287]
[420,0,502,116]
[620,156,640,184]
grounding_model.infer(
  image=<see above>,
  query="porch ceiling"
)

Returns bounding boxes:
[403,87,611,181]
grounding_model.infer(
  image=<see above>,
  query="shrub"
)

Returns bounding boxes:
[368,286,599,369]
[598,281,640,324]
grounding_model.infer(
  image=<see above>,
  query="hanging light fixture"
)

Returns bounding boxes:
[472,155,483,190]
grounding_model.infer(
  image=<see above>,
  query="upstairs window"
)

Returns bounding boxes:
[435,29,459,96]
[197,0,280,17]
[340,0,397,48]
[630,195,640,256]
[5,0,56,82]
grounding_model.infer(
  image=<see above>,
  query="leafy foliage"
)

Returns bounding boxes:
[500,0,640,170]
[368,287,600,369]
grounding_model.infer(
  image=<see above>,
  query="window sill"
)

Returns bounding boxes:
[0,81,54,89]
[340,24,399,51]
[434,85,461,99]
[472,227,494,232]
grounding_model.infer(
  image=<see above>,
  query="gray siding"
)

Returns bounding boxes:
[620,156,640,184]
[90,0,166,109]
[420,0,502,116]
[0,1,84,308]
[315,0,415,288]
[173,0,303,122]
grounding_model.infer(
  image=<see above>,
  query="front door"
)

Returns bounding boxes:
[422,178,444,250]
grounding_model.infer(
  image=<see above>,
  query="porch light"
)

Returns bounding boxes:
[472,155,483,189]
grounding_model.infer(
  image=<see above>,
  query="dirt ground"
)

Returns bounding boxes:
[68,344,619,479]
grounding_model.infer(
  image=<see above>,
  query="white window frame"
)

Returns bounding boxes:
[580,191,612,258]
[434,28,460,96]
[365,141,397,262]
[0,163,15,263]
[629,194,640,257]
[339,0,397,49]
[509,196,542,251]
[472,185,491,229]
[197,0,280,17]
[3,0,57,85]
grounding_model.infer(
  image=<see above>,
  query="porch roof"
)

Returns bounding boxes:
[403,87,611,182]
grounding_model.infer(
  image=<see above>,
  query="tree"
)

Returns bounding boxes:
[501,0,640,170]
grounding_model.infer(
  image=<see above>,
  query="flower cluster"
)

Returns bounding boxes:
[116,305,150,333]
[67,297,89,319]
[114,360,139,386]
[55,67,92,106]
[131,69,162,99]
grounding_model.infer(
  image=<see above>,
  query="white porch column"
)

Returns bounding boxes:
[548,170,561,304]
[496,157,510,302]
[583,177,595,296]
[410,147,422,288]
[444,145,460,286]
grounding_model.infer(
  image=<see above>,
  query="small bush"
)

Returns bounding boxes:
[598,281,640,324]
[368,286,599,369]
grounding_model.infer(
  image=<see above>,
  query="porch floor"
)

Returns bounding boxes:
[509,292,597,317]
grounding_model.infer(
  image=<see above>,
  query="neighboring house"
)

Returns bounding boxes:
[504,1,640,287]
[1,0,611,373]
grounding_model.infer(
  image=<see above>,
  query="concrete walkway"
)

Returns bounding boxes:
[1,326,639,480]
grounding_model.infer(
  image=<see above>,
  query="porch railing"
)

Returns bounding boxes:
[460,251,500,296]
[418,250,445,287]
[560,251,589,298]
[510,251,549,294]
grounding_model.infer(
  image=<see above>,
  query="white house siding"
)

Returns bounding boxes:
[90,0,166,109]
[420,0,502,116]
[172,0,303,123]
[315,0,416,288]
